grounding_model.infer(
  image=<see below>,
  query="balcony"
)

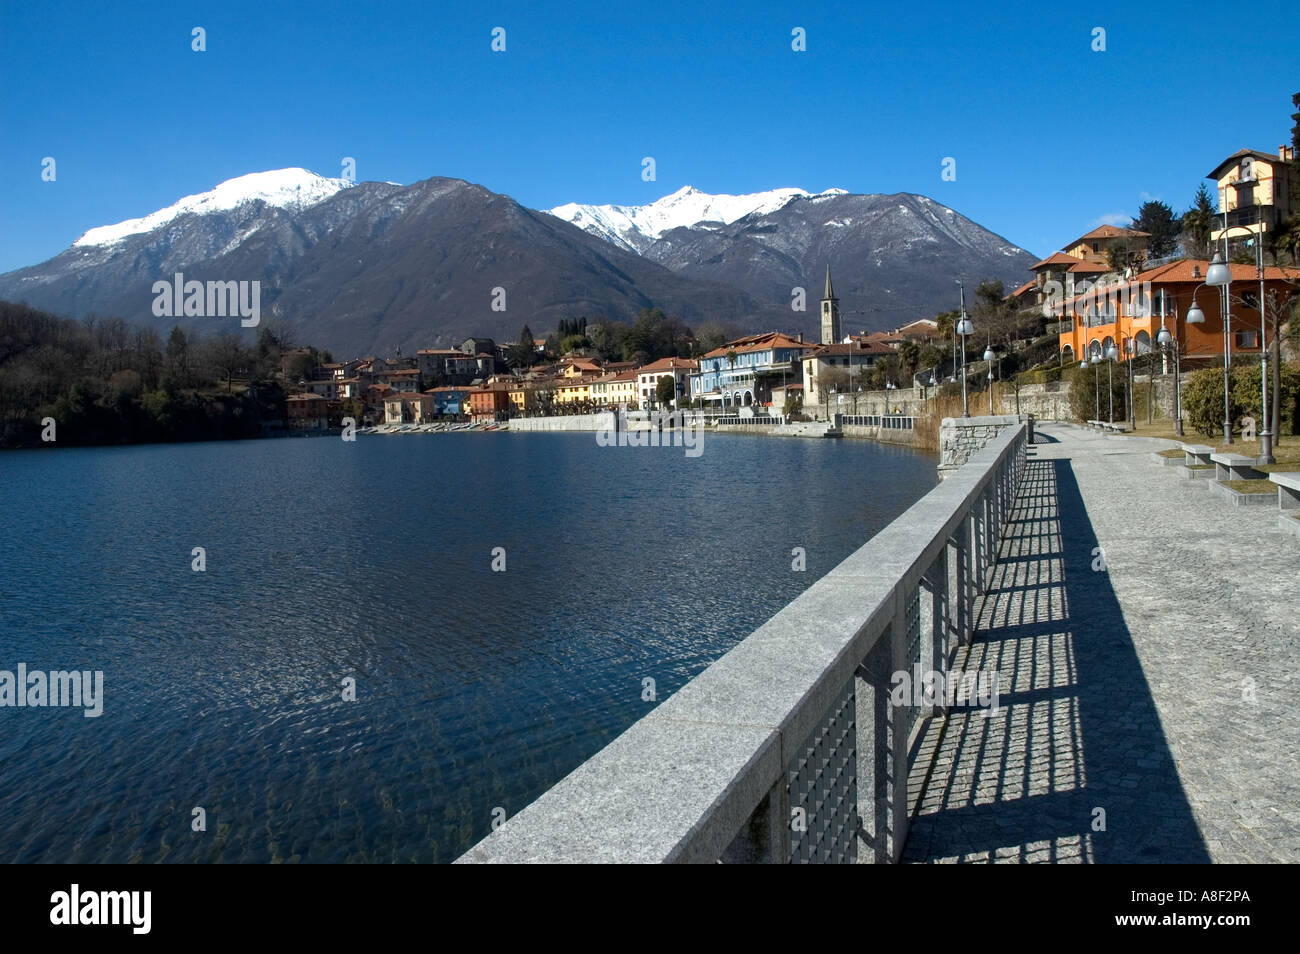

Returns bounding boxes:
[1214,206,1271,233]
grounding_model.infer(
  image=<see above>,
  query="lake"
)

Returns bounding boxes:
[0,430,936,862]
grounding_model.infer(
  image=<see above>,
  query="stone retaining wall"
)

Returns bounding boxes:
[841,424,914,445]
[505,414,606,431]
[938,415,1023,478]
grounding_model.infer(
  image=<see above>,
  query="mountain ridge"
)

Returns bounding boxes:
[0,170,1036,356]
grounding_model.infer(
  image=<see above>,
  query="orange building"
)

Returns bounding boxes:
[468,384,511,422]
[286,393,329,429]
[1055,259,1300,365]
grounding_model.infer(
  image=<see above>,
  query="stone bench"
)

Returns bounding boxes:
[1183,444,1214,467]
[1086,420,1126,433]
[1269,472,1300,510]
[1211,452,1263,481]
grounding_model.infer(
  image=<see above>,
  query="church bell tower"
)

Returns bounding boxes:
[820,266,841,344]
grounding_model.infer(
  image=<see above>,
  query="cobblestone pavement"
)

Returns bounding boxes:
[903,423,1299,863]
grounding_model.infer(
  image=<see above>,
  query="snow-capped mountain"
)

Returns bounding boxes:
[0,167,1036,356]
[548,185,848,253]
[0,171,786,356]
[74,168,353,248]
[638,191,1036,329]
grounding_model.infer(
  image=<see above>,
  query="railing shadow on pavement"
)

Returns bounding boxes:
[901,455,1209,863]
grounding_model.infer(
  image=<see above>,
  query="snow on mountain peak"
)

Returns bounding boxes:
[548,185,847,252]
[73,168,353,248]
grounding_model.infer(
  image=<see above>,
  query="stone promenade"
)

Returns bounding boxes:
[902,423,1299,863]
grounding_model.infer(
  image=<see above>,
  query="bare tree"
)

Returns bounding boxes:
[209,334,247,392]
[815,365,851,419]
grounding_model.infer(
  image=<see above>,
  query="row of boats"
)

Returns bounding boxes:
[357,421,505,436]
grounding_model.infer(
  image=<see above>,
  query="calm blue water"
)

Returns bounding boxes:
[0,431,936,862]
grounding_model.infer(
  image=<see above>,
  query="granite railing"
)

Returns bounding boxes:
[458,423,1029,864]
[839,414,915,430]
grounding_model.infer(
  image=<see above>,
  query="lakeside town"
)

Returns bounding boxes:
[5,0,1300,895]
[275,140,1300,451]
[3,127,1297,456]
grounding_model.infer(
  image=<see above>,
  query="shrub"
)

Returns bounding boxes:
[1181,364,1300,438]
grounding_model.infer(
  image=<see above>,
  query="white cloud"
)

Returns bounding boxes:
[1091,212,1130,227]
[1138,191,1162,203]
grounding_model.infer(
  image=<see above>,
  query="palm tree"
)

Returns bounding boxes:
[1267,214,1300,266]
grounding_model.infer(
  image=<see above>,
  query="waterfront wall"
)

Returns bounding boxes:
[937,415,1022,478]
[457,423,1028,863]
[507,412,709,432]
[808,378,1168,425]
[1003,376,1180,424]
[841,424,913,444]
[812,387,923,419]
[506,414,606,432]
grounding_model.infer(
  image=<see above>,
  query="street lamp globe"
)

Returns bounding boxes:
[983,346,994,363]
[1106,344,1118,361]
[957,314,973,337]
[1186,302,1205,324]
[1205,253,1232,288]
[1157,326,1172,346]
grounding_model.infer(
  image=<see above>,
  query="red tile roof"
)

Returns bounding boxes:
[1067,225,1150,246]
[1030,251,1088,270]
[701,332,811,359]
[806,341,893,357]
[1055,260,1300,309]
[637,357,699,373]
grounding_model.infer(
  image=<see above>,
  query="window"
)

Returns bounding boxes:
[1234,330,1258,349]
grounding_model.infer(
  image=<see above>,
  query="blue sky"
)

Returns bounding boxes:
[1,0,1296,274]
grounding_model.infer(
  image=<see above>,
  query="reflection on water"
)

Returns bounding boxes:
[0,431,936,861]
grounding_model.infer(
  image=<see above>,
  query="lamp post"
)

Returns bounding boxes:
[1204,252,1235,444]
[1084,353,1098,420]
[957,283,973,417]
[1106,343,1118,425]
[983,342,996,415]
[1210,224,1272,461]
[1122,335,1135,430]
[1185,281,1216,437]
[1156,287,1190,437]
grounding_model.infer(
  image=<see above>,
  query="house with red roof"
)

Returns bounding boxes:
[636,356,698,409]
[1054,259,1300,366]
[690,332,814,408]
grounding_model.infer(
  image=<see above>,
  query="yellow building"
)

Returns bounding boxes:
[555,379,594,406]
[590,370,639,408]
[507,382,537,415]
[1063,225,1150,266]
[560,357,603,379]
[1208,146,1295,246]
